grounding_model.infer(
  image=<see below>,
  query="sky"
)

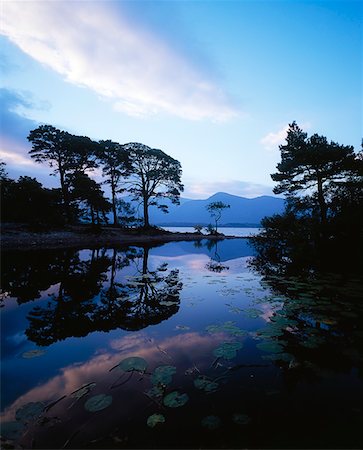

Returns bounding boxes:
[0,0,361,199]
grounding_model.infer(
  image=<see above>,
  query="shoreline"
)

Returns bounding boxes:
[1,225,246,251]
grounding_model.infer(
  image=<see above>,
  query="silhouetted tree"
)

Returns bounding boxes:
[252,123,362,275]
[69,172,111,225]
[98,140,130,225]
[206,201,230,233]
[271,122,356,228]
[122,143,183,228]
[1,175,64,225]
[28,125,99,222]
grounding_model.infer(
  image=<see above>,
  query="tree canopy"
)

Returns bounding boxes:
[271,121,356,226]
[206,201,230,233]
[122,142,184,228]
[27,125,99,222]
[252,122,362,275]
[97,140,130,225]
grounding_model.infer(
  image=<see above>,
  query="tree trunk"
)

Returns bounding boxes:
[111,182,118,226]
[59,166,71,223]
[143,194,150,228]
[90,205,95,225]
[316,174,327,226]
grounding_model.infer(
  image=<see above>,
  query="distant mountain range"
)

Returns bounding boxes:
[145,192,285,227]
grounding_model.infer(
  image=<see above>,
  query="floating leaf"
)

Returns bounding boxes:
[115,356,147,373]
[175,325,190,331]
[206,321,246,337]
[232,413,251,425]
[194,376,219,393]
[213,342,242,360]
[147,414,165,428]
[84,394,112,412]
[201,415,221,430]
[70,382,96,399]
[163,391,189,408]
[151,365,176,386]
[256,341,284,353]
[243,308,263,319]
[145,386,164,398]
[15,402,44,423]
[22,349,46,359]
[1,421,25,439]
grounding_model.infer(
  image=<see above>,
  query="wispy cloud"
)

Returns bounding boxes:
[261,122,311,151]
[183,179,275,199]
[260,125,289,151]
[1,2,239,121]
[0,88,36,165]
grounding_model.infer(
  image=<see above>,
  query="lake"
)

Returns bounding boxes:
[162,226,261,237]
[1,239,362,449]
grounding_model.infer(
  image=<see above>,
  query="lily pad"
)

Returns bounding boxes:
[147,413,165,428]
[232,413,251,425]
[1,421,25,439]
[256,341,285,353]
[15,402,44,423]
[194,376,219,393]
[116,356,147,372]
[206,321,246,337]
[243,308,263,319]
[22,349,46,359]
[213,342,242,360]
[201,415,221,430]
[151,365,176,386]
[145,386,164,398]
[175,325,190,330]
[70,382,96,399]
[163,391,189,408]
[84,394,112,412]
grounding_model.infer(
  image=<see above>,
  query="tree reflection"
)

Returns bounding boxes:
[23,246,182,345]
[250,242,363,379]
[98,246,182,331]
[204,240,229,272]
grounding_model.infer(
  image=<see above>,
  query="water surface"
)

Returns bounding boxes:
[1,239,362,449]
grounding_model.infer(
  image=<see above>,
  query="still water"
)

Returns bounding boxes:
[162,226,261,237]
[1,239,362,449]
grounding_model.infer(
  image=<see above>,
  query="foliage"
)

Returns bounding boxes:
[1,173,65,226]
[97,140,130,225]
[27,125,99,222]
[194,224,204,233]
[252,123,363,275]
[206,201,230,233]
[271,121,356,227]
[68,172,111,225]
[116,198,142,227]
[122,142,184,228]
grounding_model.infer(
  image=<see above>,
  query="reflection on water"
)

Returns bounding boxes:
[1,239,362,449]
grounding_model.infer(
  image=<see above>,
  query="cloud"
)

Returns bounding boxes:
[1,2,239,121]
[0,88,59,185]
[183,179,275,199]
[261,122,312,151]
[260,125,289,151]
[0,88,37,164]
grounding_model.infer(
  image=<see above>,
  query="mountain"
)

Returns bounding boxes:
[148,192,285,226]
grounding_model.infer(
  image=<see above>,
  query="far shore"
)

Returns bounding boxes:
[1,224,246,251]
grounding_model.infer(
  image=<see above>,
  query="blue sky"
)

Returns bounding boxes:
[0,0,361,198]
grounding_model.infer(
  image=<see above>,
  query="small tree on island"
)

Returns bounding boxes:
[206,201,230,234]
[194,224,204,234]
[122,142,184,229]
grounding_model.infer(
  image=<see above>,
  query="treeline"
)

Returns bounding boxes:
[251,122,363,275]
[1,125,184,228]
